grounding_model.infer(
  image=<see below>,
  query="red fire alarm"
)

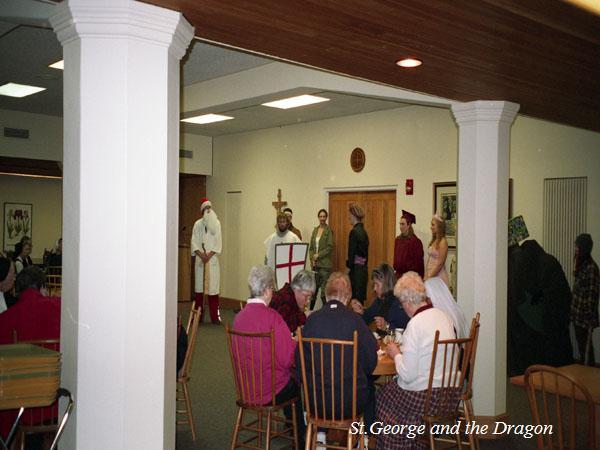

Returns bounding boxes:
[405,179,414,195]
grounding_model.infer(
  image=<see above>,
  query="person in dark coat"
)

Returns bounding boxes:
[347,203,369,303]
[351,263,409,335]
[298,272,378,427]
[507,240,573,375]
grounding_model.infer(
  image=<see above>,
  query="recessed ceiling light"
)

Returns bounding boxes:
[396,58,422,68]
[0,83,46,98]
[49,60,64,70]
[181,113,234,124]
[262,94,330,109]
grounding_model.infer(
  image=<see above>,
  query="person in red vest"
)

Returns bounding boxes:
[393,210,424,279]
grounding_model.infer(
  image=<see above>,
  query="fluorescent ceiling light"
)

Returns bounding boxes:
[0,83,46,98]
[396,58,422,68]
[49,60,64,70]
[262,94,330,109]
[181,113,234,124]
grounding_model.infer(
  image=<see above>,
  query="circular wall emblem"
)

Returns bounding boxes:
[350,147,365,172]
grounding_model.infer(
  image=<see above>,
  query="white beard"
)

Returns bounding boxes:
[204,210,219,234]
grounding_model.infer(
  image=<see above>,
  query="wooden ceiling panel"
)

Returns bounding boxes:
[143,0,600,132]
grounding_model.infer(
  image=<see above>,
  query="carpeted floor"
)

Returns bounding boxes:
[174,306,572,450]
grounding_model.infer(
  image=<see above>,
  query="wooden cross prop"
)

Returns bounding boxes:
[272,188,287,213]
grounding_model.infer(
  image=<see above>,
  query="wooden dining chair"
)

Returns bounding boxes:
[524,364,596,450]
[226,325,299,450]
[185,301,197,336]
[422,330,475,450]
[45,266,62,297]
[297,329,364,450]
[12,333,61,450]
[176,306,201,441]
[460,313,481,449]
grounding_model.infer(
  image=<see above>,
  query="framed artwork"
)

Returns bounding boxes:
[433,182,457,248]
[3,203,32,253]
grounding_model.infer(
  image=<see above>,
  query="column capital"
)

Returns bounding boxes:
[50,0,194,59]
[451,100,520,126]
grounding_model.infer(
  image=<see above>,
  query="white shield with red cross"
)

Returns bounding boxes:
[275,243,308,290]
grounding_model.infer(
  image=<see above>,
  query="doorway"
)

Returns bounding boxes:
[328,190,396,305]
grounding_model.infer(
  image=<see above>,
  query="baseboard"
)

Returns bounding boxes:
[471,413,510,439]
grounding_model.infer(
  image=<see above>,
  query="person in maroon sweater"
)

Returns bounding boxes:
[393,210,424,279]
[0,266,61,438]
[270,270,316,333]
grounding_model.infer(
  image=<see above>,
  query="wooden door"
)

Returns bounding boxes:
[178,174,206,301]
[329,190,396,304]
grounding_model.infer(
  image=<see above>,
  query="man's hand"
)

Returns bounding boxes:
[350,299,363,315]
[374,316,387,331]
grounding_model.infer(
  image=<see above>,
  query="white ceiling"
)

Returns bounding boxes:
[0,1,410,137]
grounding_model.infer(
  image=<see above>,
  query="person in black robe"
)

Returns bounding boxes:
[507,240,573,375]
[347,202,369,303]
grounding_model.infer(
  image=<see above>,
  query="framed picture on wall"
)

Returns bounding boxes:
[3,203,33,253]
[433,182,457,248]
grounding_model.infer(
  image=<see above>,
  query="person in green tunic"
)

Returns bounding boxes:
[309,209,334,310]
[346,203,369,304]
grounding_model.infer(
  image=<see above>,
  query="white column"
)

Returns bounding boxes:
[50,1,193,448]
[451,101,519,418]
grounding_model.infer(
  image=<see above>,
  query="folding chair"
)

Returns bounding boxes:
[297,329,364,450]
[177,306,201,440]
[524,364,596,450]
[226,325,299,450]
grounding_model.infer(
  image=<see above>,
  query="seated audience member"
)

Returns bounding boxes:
[0,266,61,344]
[425,276,468,338]
[47,237,63,267]
[376,271,456,450]
[232,265,305,443]
[351,263,409,336]
[177,315,188,376]
[0,266,61,437]
[0,257,17,313]
[13,240,33,275]
[270,270,316,333]
[299,272,378,427]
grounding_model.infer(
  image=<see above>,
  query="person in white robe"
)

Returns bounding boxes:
[264,213,300,270]
[191,197,222,324]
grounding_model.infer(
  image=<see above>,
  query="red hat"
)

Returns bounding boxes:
[401,210,416,224]
[200,197,212,212]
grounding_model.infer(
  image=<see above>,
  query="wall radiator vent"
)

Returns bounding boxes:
[4,127,30,139]
[179,149,193,159]
[543,177,587,287]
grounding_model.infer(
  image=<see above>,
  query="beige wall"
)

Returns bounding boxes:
[0,174,62,261]
[207,105,600,306]
[0,109,63,161]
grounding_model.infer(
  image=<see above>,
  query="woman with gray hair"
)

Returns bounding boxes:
[232,265,306,444]
[375,271,456,450]
[270,270,316,332]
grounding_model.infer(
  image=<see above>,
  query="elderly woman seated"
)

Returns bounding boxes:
[232,265,306,444]
[270,269,316,333]
[375,271,456,450]
[351,263,409,336]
